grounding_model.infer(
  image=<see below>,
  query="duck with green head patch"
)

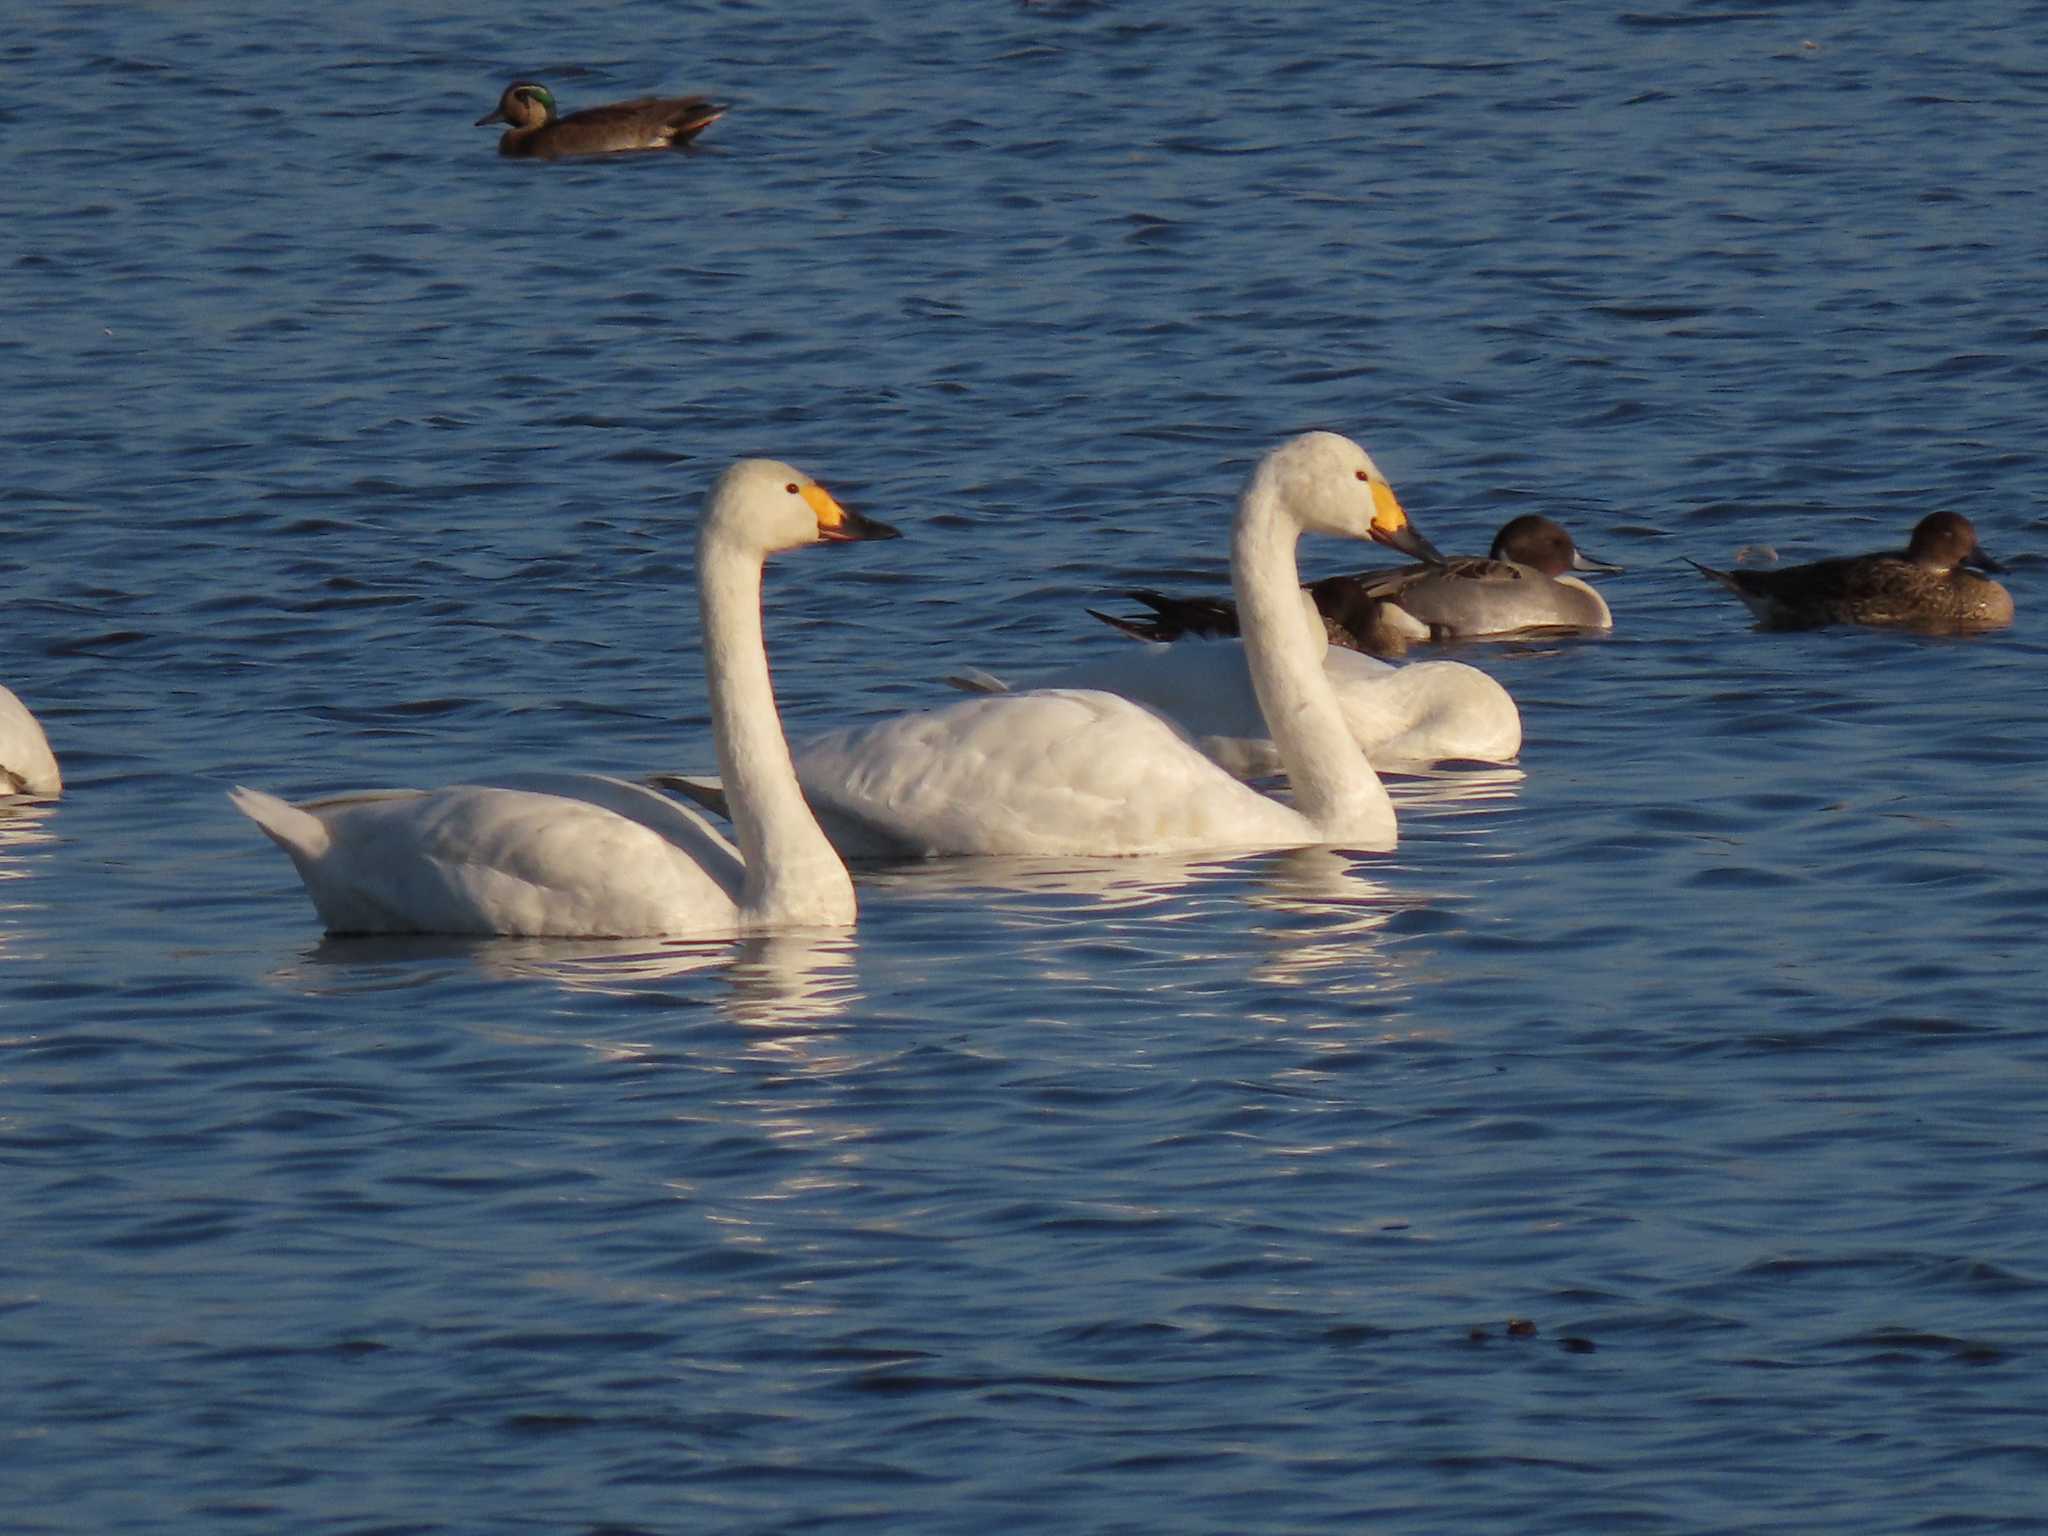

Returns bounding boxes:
[475,81,726,159]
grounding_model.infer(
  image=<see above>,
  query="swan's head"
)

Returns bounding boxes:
[706,459,902,555]
[1261,432,1444,563]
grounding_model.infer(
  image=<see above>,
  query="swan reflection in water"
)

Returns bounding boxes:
[1384,761,1524,816]
[0,799,61,950]
[259,843,1406,1026]
[260,759,1523,1033]
[270,928,863,1034]
[859,841,1421,996]
[0,798,60,861]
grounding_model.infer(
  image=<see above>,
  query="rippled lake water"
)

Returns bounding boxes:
[6,3,2048,1531]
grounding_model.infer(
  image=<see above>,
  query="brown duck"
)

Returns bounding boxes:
[475,81,725,159]
[1688,510,2013,632]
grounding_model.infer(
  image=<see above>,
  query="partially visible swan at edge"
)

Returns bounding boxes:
[769,432,1437,859]
[1,685,61,797]
[230,459,899,937]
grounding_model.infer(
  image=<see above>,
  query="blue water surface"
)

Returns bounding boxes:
[5,3,2047,1532]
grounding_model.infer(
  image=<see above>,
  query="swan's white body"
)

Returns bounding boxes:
[233,460,893,937]
[976,632,1522,776]
[786,433,1418,858]
[794,687,1315,858]
[228,773,754,937]
[0,685,60,797]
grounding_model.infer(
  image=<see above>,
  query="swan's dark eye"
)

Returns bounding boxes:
[786,483,800,495]
[1355,469,1369,482]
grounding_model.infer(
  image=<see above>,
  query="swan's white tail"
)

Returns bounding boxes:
[228,786,331,860]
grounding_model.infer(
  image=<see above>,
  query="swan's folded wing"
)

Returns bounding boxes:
[273,776,749,937]
[1035,642,1270,742]
[793,689,1308,858]
[1322,654,1523,764]
[470,771,745,882]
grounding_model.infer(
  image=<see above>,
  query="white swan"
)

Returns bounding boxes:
[777,432,1425,858]
[951,614,1522,776]
[231,459,899,937]
[1,685,60,797]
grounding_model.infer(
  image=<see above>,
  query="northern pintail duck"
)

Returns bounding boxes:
[1094,514,1620,656]
[0,684,60,797]
[1688,511,2012,632]
[475,81,726,159]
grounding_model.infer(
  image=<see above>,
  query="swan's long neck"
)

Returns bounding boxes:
[1232,466,1397,845]
[698,530,855,925]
